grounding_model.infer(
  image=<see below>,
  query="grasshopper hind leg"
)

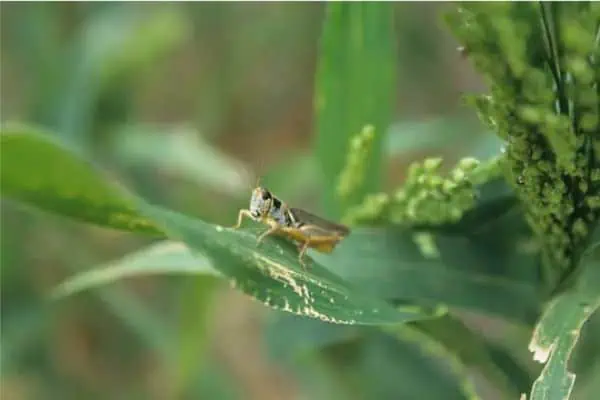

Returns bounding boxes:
[297,241,310,269]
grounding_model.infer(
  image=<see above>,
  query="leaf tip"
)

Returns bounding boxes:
[48,283,73,301]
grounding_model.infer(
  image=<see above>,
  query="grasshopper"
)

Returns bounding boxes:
[231,186,350,268]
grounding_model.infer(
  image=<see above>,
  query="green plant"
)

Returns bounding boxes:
[2,3,599,399]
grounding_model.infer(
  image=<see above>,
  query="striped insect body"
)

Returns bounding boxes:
[231,186,350,268]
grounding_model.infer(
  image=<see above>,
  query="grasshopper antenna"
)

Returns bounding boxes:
[254,158,266,189]
[243,161,260,191]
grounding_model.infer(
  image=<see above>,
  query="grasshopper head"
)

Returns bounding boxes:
[249,187,273,219]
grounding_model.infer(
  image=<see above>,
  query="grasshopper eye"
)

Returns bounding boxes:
[261,190,271,200]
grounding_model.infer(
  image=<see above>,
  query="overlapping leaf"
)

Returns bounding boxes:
[52,241,220,299]
[315,2,396,217]
[0,127,163,235]
[315,224,541,324]
[526,236,600,400]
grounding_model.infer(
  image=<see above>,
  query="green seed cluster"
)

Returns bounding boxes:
[341,192,391,226]
[337,125,376,200]
[390,157,481,225]
[446,3,600,271]
[342,156,502,226]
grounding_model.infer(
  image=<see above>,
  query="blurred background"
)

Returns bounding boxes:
[0,2,519,399]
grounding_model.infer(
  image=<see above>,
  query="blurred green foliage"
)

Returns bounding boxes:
[2,2,599,400]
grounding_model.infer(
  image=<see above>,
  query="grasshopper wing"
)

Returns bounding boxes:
[289,208,350,237]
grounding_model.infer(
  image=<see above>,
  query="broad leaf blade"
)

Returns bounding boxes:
[326,330,475,400]
[269,326,476,400]
[527,242,600,400]
[265,313,532,399]
[111,125,251,197]
[52,241,220,299]
[316,227,541,323]
[528,294,599,400]
[315,3,397,217]
[136,203,430,325]
[264,312,362,362]
[0,127,162,235]
[379,327,478,400]
[411,316,533,398]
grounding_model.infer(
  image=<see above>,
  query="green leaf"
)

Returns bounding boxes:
[315,3,397,217]
[135,203,431,325]
[411,315,533,398]
[0,127,163,235]
[269,325,476,400]
[265,312,533,399]
[527,242,600,400]
[111,125,252,197]
[316,226,541,324]
[264,312,362,362]
[55,210,431,325]
[52,241,220,299]
[381,326,479,400]
[323,330,476,400]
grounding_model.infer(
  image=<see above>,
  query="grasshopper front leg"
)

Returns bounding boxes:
[230,209,255,229]
[257,219,282,246]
